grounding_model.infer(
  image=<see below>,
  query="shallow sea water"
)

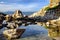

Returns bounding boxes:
[0,25,52,40]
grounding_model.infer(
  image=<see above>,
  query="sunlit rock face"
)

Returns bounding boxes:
[3,29,25,40]
[45,17,60,38]
[43,5,60,20]
[36,5,60,37]
[30,5,60,22]
[12,10,23,19]
[29,0,60,18]
[29,5,60,19]
[49,0,59,8]
[29,6,47,17]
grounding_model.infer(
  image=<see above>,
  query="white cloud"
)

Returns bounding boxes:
[0,1,5,4]
[0,3,40,12]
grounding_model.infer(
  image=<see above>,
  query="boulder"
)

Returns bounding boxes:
[12,10,23,19]
[3,29,25,40]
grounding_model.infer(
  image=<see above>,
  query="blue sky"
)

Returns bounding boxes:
[0,0,49,12]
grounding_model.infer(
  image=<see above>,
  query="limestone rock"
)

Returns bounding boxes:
[45,17,60,37]
[5,15,12,22]
[29,6,48,17]
[12,10,23,19]
[3,29,25,40]
[49,0,59,8]
[29,0,60,18]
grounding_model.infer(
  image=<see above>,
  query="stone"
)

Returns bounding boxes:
[5,15,12,22]
[12,10,23,19]
[3,29,25,40]
[29,6,48,17]
[29,0,60,18]
[49,0,59,8]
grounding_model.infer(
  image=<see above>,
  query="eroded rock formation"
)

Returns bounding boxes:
[12,10,23,19]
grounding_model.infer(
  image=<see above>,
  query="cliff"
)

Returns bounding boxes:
[29,0,60,18]
[29,6,48,17]
[29,5,59,18]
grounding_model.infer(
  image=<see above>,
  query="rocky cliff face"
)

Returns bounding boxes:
[29,5,60,18]
[29,0,60,18]
[30,5,60,23]
[29,0,60,22]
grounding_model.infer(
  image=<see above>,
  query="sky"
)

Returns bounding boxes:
[0,0,49,12]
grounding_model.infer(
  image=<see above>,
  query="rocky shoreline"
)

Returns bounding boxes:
[0,0,60,40]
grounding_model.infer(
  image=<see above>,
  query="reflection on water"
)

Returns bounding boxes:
[0,25,48,40]
[20,25,48,38]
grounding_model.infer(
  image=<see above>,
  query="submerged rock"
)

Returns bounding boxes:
[3,29,25,40]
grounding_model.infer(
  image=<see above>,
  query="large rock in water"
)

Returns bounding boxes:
[29,6,47,17]
[29,5,60,18]
[12,10,23,19]
[3,29,25,40]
